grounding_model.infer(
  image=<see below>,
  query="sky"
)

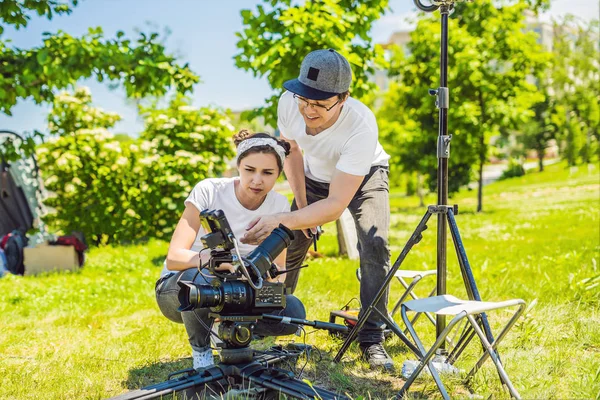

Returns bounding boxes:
[0,0,598,137]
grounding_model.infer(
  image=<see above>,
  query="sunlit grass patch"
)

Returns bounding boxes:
[0,162,598,399]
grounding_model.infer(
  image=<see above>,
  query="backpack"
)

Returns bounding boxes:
[0,230,28,275]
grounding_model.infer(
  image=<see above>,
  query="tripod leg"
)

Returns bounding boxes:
[374,307,421,355]
[447,210,495,344]
[244,364,351,399]
[108,366,226,400]
[333,211,433,363]
[446,209,511,387]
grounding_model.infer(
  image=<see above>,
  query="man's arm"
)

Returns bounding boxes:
[279,169,362,229]
[281,134,308,209]
[241,169,363,244]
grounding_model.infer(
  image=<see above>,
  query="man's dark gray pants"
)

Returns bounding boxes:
[156,268,306,353]
[285,166,391,344]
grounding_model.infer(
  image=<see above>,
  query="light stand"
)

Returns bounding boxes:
[333,0,502,376]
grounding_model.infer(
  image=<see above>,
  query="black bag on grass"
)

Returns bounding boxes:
[2,230,28,275]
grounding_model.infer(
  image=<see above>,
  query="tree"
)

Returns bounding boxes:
[0,0,198,136]
[516,94,555,172]
[379,0,547,211]
[549,17,600,166]
[234,0,389,128]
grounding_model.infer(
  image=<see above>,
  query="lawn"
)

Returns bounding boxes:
[0,161,598,399]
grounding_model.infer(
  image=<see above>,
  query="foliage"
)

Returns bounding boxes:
[378,0,548,211]
[0,0,198,162]
[0,27,198,116]
[234,0,389,127]
[549,18,600,166]
[37,88,235,245]
[0,129,42,164]
[499,158,525,180]
[0,0,76,34]
[36,88,135,245]
[1,162,598,399]
[514,94,556,172]
[135,95,236,240]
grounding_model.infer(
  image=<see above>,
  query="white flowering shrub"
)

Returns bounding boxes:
[36,88,235,244]
[136,95,235,239]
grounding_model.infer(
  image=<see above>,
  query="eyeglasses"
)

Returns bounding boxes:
[293,94,340,112]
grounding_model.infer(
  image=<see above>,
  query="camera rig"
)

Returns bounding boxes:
[111,209,350,399]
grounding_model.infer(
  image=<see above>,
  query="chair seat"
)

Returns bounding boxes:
[403,295,525,316]
[394,269,437,279]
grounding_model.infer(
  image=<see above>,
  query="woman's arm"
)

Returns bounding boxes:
[166,204,206,271]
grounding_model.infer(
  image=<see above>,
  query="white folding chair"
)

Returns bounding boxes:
[398,295,526,400]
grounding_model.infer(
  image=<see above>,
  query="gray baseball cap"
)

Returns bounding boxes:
[283,49,352,100]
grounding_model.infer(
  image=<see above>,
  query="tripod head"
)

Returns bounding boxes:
[413,0,472,12]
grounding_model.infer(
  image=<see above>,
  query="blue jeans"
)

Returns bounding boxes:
[155,268,306,352]
[285,166,391,344]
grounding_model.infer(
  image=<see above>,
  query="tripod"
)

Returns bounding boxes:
[110,314,352,400]
[333,0,501,372]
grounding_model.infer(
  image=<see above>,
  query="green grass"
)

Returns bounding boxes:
[1,161,598,399]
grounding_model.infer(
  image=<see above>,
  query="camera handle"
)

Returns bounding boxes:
[267,264,308,279]
[231,237,264,290]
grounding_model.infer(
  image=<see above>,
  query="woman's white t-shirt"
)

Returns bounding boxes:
[277,90,390,183]
[160,177,290,277]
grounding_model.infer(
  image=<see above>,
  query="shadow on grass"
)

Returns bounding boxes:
[151,255,166,267]
[122,358,191,390]
[117,358,229,400]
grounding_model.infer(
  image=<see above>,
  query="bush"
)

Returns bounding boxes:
[500,159,526,180]
[37,88,235,245]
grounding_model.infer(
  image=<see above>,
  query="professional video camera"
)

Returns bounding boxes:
[177,209,295,363]
[111,210,352,400]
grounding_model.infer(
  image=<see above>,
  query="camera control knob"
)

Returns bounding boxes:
[235,325,252,344]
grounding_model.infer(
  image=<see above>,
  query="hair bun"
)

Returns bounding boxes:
[278,139,291,156]
[232,129,253,146]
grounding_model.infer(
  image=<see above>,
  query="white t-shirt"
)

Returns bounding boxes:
[160,177,291,277]
[277,91,390,183]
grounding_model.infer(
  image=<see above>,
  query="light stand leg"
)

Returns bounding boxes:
[333,211,434,362]
[447,209,495,344]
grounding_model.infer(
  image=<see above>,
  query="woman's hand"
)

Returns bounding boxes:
[214,262,236,274]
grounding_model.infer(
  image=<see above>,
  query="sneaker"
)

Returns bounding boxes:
[359,342,395,372]
[192,348,215,370]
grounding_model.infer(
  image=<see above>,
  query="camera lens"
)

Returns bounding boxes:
[245,225,294,279]
[177,281,222,311]
[178,280,253,314]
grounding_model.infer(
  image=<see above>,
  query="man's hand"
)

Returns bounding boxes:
[302,227,318,239]
[241,214,282,245]
[294,202,317,239]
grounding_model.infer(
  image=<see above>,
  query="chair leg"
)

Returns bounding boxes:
[466,315,521,399]
[391,276,422,318]
[399,307,465,400]
[465,303,526,381]
[448,321,477,364]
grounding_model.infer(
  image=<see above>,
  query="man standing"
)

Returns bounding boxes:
[241,49,393,371]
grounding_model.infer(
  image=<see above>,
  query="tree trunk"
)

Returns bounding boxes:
[538,148,545,172]
[477,159,483,213]
[417,173,424,207]
[477,90,486,213]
